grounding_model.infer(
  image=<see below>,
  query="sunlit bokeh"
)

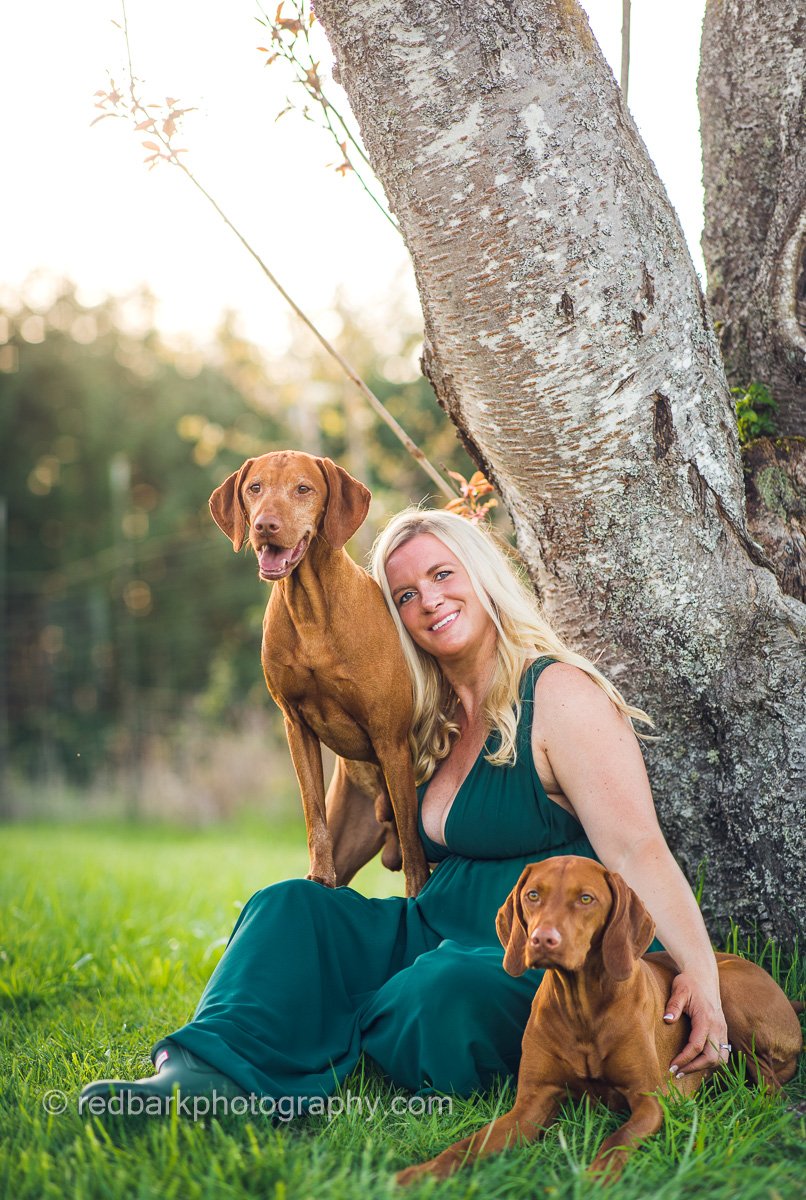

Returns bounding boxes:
[1,0,707,352]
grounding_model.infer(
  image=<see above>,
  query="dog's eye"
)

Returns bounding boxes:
[297,484,311,494]
[249,483,261,493]
[579,894,594,904]
[526,890,540,902]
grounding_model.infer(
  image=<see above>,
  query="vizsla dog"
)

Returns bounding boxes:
[210,450,429,896]
[397,855,802,1184]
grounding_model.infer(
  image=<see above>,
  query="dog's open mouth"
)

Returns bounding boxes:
[257,535,309,580]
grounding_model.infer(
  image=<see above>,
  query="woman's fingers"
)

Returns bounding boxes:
[671,1037,728,1077]
[662,998,685,1023]
[665,974,729,1076]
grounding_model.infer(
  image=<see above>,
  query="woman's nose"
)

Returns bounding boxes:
[420,588,443,612]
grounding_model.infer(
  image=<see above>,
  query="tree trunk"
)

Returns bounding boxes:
[743,436,806,604]
[699,1,806,436]
[314,0,806,942]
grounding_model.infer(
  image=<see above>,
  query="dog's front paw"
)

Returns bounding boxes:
[395,1159,446,1187]
[588,1147,627,1184]
[306,872,337,888]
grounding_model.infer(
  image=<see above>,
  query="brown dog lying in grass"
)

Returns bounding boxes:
[209,450,429,896]
[397,855,803,1184]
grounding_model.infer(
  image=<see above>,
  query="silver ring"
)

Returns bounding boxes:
[719,1042,732,1052]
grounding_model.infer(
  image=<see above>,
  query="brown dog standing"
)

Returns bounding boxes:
[209,450,429,897]
[397,855,802,1184]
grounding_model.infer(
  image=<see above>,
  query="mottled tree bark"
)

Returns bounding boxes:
[744,436,806,604]
[314,0,806,941]
[699,1,806,436]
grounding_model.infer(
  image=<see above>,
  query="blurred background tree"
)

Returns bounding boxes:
[0,279,475,821]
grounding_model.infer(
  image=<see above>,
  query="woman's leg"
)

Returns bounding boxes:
[78,1039,248,1115]
[359,939,542,1095]
[81,879,434,1109]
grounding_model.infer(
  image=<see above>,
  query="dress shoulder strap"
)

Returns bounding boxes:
[514,655,557,756]
[519,655,557,699]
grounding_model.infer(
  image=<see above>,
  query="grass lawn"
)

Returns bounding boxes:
[1,818,803,1199]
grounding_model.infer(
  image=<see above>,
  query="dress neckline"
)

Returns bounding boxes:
[418,657,548,852]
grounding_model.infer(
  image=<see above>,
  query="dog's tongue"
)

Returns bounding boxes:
[259,544,292,574]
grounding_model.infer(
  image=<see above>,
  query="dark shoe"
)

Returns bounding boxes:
[79,1038,247,1116]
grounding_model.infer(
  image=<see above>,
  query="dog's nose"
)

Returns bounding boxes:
[530,925,562,950]
[254,512,281,535]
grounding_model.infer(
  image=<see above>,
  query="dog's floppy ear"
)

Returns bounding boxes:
[209,459,255,552]
[601,870,656,981]
[317,457,371,550]
[496,867,532,977]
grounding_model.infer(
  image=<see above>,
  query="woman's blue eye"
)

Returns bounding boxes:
[436,570,451,580]
[398,591,414,606]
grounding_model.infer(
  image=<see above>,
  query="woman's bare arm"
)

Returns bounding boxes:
[531,662,728,1075]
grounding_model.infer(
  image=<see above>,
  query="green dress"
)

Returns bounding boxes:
[152,658,633,1100]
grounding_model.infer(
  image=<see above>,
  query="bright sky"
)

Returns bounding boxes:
[0,0,707,355]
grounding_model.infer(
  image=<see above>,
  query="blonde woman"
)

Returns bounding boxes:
[80,509,728,1113]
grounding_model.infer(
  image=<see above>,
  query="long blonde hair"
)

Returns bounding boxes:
[369,508,654,784]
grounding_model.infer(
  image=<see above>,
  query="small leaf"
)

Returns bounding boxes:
[142,140,161,150]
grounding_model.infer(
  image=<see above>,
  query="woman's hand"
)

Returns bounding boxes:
[663,971,731,1076]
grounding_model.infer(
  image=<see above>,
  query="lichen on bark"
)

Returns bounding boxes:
[699,0,806,436]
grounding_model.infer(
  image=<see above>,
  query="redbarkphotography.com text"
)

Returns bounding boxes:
[52,1088,454,1123]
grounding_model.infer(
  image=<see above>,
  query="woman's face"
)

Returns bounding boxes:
[384,532,496,663]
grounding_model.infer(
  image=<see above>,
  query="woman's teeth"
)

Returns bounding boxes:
[431,611,458,631]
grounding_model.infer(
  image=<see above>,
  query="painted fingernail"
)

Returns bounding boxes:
[669,1066,678,1074]
[663,1013,674,1021]
[676,1072,685,1079]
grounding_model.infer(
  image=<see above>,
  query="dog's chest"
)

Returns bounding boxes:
[548,1024,628,1093]
[557,1043,631,1111]
[565,1040,608,1084]
[262,647,376,756]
